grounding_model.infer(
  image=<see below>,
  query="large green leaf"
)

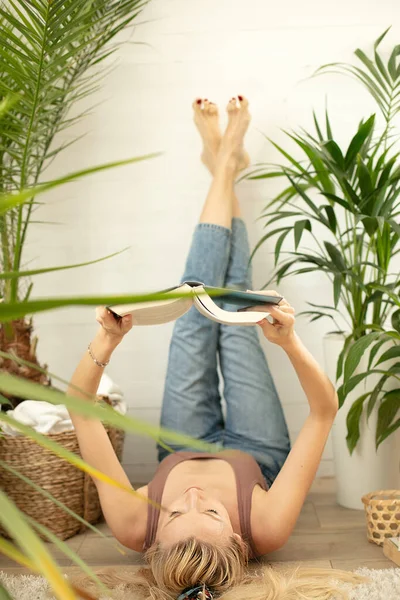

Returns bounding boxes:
[249,226,291,262]
[337,372,371,407]
[354,48,391,95]
[28,517,110,597]
[344,115,375,170]
[319,192,353,212]
[0,459,118,544]
[343,332,381,381]
[293,219,312,249]
[283,131,335,194]
[0,154,160,216]
[0,375,220,453]
[267,137,310,177]
[0,537,35,571]
[388,44,400,80]
[0,248,129,280]
[366,373,389,419]
[0,285,235,322]
[333,274,342,308]
[321,140,345,171]
[0,491,76,599]
[320,205,337,234]
[0,582,14,600]
[0,0,151,303]
[346,393,370,454]
[375,344,400,365]
[0,411,154,506]
[368,337,388,370]
[285,172,326,220]
[376,390,400,448]
[274,229,291,266]
[323,242,347,272]
[392,309,400,333]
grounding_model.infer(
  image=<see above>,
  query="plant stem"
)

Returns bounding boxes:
[11,1,51,303]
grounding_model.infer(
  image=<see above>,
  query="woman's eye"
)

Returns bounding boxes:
[169,511,181,517]
[207,509,218,515]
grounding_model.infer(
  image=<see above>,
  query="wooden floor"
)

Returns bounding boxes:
[0,478,394,575]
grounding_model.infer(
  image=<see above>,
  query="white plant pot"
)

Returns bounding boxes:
[323,333,400,510]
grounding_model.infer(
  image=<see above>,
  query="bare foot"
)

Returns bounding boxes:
[227,96,250,172]
[193,98,222,174]
[216,95,251,172]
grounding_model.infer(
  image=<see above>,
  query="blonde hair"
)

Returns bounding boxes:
[146,536,249,594]
[71,538,366,600]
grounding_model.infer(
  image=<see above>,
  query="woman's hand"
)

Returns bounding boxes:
[95,307,133,343]
[249,291,296,348]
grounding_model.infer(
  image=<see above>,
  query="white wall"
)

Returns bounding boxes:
[28,0,399,483]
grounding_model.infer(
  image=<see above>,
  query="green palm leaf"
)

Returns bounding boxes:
[0,153,160,215]
[0,490,76,599]
[0,248,129,280]
[0,459,120,545]
[0,0,151,303]
[27,517,110,597]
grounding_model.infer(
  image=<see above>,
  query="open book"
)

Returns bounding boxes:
[108,281,282,326]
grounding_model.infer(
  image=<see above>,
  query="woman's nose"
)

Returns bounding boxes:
[186,488,201,509]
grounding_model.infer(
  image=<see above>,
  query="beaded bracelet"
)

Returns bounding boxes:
[87,343,109,368]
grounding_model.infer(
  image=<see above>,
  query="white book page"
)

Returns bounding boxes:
[193,288,270,325]
[110,284,194,325]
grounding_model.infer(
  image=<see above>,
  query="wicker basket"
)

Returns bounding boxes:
[0,426,125,540]
[362,490,400,546]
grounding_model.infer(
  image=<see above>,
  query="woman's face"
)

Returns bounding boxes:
[156,487,237,547]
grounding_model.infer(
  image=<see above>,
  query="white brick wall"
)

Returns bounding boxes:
[28,0,399,483]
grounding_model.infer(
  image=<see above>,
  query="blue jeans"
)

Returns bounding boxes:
[157,219,290,487]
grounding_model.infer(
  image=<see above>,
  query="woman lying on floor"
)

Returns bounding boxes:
[68,97,362,600]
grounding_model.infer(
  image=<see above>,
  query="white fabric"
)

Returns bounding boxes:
[1,374,126,436]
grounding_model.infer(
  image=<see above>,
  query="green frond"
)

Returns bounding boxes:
[0,0,150,301]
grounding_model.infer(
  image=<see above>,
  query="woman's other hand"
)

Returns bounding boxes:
[95,307,133,343]
[249,291,296,348]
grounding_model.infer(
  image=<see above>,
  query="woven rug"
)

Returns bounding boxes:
[0,567,399,599]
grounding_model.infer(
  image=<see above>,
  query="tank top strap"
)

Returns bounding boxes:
[220,451,267,557]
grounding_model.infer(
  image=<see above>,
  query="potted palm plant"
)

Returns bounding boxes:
[0,0,148,406]
[245,27,400,508]
[0,0,153,537]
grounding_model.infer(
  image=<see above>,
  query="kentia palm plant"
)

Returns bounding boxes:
[0,0,149,406]
[245,27,400,451]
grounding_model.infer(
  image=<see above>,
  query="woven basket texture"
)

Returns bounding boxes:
[0,427,125,540]
[362,489,400,546]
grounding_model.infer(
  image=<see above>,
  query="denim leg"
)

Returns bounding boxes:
[158,224,231,461]
[218,218,291,484]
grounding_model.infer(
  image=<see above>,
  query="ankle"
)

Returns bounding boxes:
[214,153,238,175]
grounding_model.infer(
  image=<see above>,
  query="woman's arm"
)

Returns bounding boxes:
[67,309,144,549]
[281,331,338,418]
[251,297,338,554]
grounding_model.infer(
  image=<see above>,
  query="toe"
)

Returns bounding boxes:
[193,98,203,112]
[227,97,238,113]
[204,100,217,115]
[238,95,249,108]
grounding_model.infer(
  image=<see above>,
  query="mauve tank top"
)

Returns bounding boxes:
[143,450,268,558]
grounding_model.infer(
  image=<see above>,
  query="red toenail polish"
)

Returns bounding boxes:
[196,99,201,104]
[238,95,243,101]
